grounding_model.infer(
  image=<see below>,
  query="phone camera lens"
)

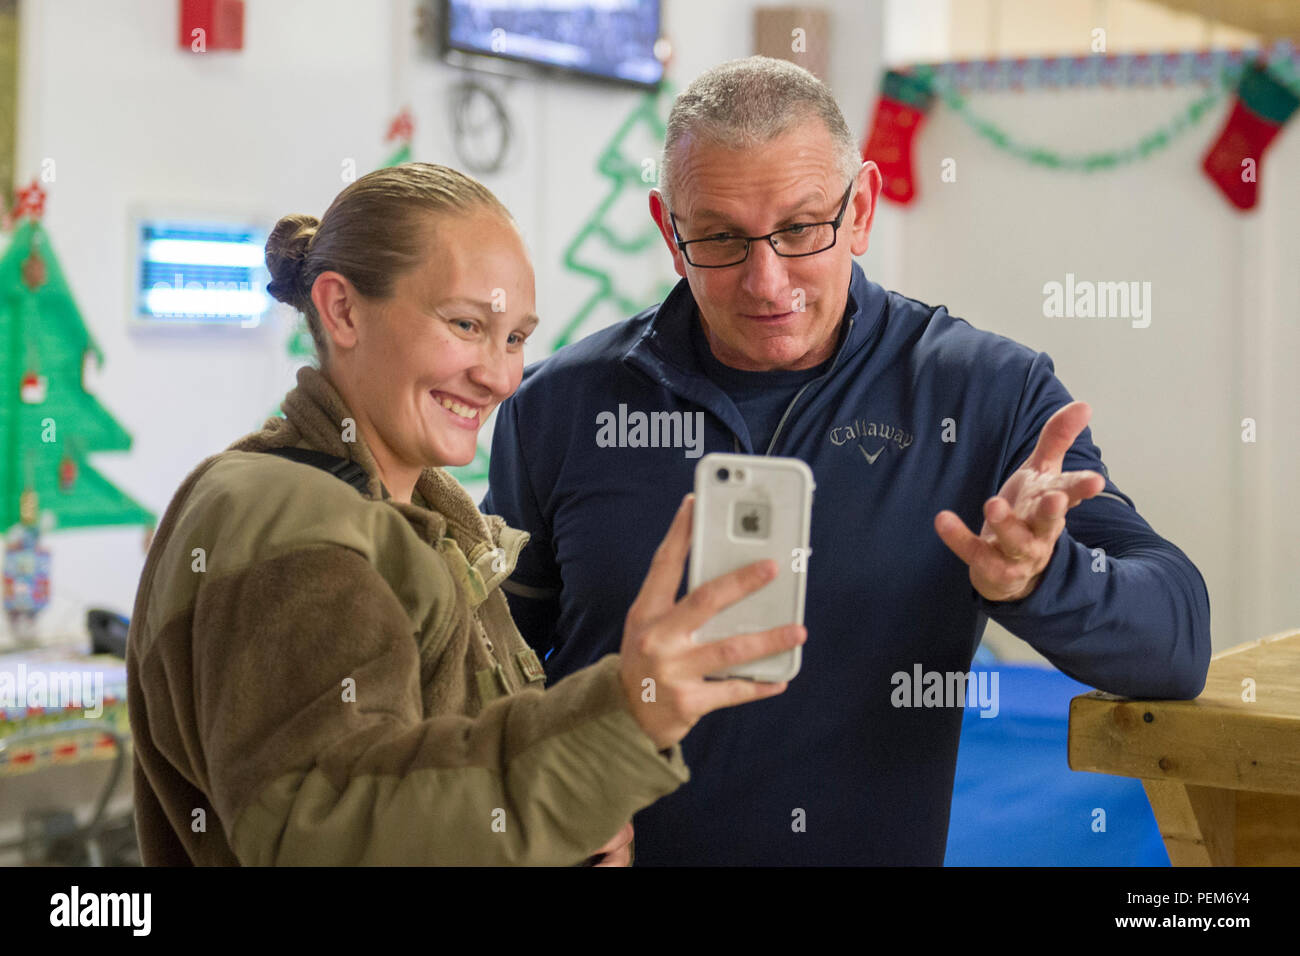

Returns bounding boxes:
[716,467,729,482]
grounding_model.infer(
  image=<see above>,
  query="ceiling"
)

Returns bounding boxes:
[1144,0,1300,41]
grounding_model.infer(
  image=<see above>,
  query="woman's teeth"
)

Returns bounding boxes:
[434,394,478,420]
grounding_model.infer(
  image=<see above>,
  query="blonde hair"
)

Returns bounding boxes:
[265,163,513,367]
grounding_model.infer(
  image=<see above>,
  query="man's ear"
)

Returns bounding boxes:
[849,161,884,257]
[311,271,362,354]
[649,188,687,279]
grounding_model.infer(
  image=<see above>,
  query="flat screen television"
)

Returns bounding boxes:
[442,0,663,89]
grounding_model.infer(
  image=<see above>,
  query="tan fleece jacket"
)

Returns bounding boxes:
[126,366,688,865]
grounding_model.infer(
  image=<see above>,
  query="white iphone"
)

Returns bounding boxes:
[688,453,814,682]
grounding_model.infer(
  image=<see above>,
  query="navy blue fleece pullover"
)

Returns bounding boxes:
[482,261,1211,865]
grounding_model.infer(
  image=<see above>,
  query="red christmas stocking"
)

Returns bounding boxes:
[862,70,936,205]
[1202,61,1298,211]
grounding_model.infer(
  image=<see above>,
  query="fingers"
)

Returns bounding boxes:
[1058,469,1106,507]
[984,496,1035,557]
[944,517,1033,595]
[696,676,790,716]
[629,495,694,622]
[939,501,1048,572]
[673,557,779,635]
[1025,490,1069,536]
[687,623,806,678]
[987,489,1072,551]
[939,508,1029,573]
[1024,401,1091,474]
[718,676,789,706]
[1013,471,1103,530]
[934,510,983,566]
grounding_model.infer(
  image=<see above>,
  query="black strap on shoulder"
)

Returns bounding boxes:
[259,446,372,496]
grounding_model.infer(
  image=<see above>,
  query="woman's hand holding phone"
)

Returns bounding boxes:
[618,494,806,751]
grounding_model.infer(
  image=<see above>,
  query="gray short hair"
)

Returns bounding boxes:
[659,56,860,212]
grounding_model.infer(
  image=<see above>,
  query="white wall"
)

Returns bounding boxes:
[897,81,1300,654]
[883,0,1298,656]
[10,0,883,637]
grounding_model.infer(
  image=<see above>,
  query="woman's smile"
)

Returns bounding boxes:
[430,389,483,429]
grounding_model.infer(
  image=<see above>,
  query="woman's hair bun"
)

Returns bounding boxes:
[265,213,320,305]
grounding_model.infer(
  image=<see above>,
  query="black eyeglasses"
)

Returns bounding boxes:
[669,182,854,269]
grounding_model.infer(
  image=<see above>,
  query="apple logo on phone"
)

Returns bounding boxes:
[732,501,770,540]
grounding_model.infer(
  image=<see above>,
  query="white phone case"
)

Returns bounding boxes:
[688,453,814,682]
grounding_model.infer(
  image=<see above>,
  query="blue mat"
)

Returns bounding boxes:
[944,661,1170,866]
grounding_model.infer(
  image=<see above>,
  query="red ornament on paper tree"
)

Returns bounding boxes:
[862,70,937,205]
[59,453,78,492]
[21,246,47,291]
[20,370,47,405]
[3,179,47,231]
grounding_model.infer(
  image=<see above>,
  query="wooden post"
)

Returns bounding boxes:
[753,6,831,81]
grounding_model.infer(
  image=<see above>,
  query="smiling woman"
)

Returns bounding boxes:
[263,164,538,504]
[125,162,803,867]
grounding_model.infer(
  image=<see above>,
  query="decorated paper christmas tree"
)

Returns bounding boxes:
[552,83,679,350]
[0,201,153,531]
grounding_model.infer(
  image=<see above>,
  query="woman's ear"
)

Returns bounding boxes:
[312,271,362,354]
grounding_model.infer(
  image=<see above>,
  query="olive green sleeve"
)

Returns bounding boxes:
[180,544,687,865]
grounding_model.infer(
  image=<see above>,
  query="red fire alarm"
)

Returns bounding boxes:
[179,0,244,52]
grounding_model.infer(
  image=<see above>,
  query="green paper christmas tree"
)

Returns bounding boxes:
[553,82,678,350]
[0,218,153,529]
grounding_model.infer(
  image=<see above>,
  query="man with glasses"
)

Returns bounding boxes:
[483,56,1210,865]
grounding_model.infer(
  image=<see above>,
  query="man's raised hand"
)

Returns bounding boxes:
[934,401,1106,603]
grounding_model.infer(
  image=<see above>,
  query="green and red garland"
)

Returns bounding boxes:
[863,53,1298,212]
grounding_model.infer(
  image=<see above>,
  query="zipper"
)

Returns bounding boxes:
[732,316,856,456]
[763,378,818,455]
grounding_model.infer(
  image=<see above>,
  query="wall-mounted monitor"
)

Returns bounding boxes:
[131,216,270,328]
[442,0,664,89]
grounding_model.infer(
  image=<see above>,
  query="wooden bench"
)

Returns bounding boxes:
[1068,628,1300,865]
